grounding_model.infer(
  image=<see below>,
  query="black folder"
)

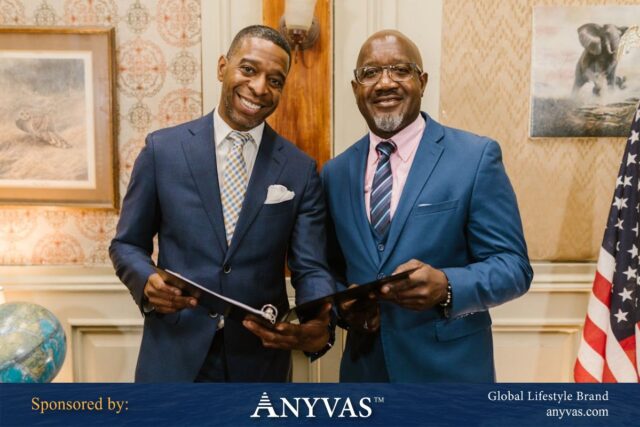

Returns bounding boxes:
[153,266,417,328]
[288,267,418,323]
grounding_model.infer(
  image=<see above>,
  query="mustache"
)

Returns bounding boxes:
[374,88,400,97]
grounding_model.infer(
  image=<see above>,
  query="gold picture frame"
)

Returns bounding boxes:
[0,27,118,209]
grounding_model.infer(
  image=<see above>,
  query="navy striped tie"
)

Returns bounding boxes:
[370,140,397,237]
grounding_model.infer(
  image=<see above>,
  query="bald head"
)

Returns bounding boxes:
[357,30,423,69]
[351,29,428,139]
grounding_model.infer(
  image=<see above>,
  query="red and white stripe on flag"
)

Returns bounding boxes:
[575,104,640,383]
[575,249,639,382]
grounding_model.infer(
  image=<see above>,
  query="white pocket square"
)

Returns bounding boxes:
[264,184,295,204]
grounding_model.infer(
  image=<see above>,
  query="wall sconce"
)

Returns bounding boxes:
[0,286,5,304]
[279,0,319,66]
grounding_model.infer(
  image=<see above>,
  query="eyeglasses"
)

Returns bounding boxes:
[353,63,422,85]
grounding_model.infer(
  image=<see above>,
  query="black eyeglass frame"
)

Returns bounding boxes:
[353,63,423,86]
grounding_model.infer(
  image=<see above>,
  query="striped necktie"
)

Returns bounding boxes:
[370,140,397,238]
[221,131,253,245]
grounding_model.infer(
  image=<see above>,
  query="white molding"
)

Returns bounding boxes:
[493,321,584,328]
[2,284,125,292]
[366,0,377,35]
[202,0,228,113]
[0,266,122,291]
[529,262,595,292]
[68,319,143,327]
[367,0,399,34]
[0,262,596,291]
[529,283,592,293]
[0,260,594,383]
[531,261,596,282]
[71,322,143,382]
[0,265,115,279]
[202,0,262,113]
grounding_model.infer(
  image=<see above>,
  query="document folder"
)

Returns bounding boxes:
[154,266,418,327]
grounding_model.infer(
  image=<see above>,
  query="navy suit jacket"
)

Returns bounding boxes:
[110,111,334,382]
[321,113,533,382]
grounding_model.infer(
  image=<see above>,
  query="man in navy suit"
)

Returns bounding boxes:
[110,25,334,382]
[322,30,533,382]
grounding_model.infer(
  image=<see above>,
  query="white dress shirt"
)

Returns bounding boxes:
[213,108,264,186]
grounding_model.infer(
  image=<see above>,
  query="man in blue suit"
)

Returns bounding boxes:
[110,26,334,382]
[322,30,533,382]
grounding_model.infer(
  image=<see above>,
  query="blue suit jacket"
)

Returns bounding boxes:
[321,113,533,382]
[110,112,334,382]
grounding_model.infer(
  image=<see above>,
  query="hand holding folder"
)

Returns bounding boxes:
[153,267,333,353]
[242,303,333,354]
[152,266,417,327]
[143,272,198,314]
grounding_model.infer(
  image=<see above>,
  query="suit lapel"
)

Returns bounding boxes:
[225,124,286,261]
[379,113,445,267]
[181,112,227,253]
[349,135,379,266]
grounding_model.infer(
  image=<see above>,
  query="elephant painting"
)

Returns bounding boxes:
[531,6,639,137]
[573,23,628,96]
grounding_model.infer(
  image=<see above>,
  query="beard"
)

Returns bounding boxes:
[373,113,403,133]
[222,92,262,130]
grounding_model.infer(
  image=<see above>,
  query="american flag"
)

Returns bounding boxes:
[575,104,640,382]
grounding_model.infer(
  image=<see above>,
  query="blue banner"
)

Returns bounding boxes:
[1,383,638,426]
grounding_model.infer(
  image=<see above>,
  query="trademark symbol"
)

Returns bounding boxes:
[373,397,384,403]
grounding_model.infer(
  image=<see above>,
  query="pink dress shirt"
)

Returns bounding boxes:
[365,115,426,221]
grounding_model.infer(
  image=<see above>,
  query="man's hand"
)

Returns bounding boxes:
[242,304,332,353]
[380,259,448,311]
[143,273,197,314]
[337,286,380,333]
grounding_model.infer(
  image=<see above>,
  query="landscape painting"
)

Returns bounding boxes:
[530,6,640,137]
[0,51,95,188]
[0,27,116,208]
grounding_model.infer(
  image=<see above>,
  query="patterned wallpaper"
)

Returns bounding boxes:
[5,0,632,264]
[441,0,638,261]
[0,0,202,265]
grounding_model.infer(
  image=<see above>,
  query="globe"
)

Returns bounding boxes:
[0,302,66,383]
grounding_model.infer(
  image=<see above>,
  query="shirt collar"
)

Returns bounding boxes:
[213,108,264,148]
[368,114,426,163]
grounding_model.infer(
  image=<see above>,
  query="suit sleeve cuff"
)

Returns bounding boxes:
[440,267,481,318]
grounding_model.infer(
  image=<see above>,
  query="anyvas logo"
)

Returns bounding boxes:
[250,392,377,418]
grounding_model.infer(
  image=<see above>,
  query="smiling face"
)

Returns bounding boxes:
[352,31,428,139]
[217,37,290,131]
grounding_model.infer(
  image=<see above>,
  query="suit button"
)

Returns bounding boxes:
[377,273,385,279]
[223,264,231,274]
[377,243,385,252]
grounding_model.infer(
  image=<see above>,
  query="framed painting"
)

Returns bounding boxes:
[530,6,640,138]
[0,27,117,209]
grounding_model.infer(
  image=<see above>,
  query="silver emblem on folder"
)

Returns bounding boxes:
[261,304,278,324]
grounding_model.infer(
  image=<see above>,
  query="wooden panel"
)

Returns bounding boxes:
[262,0,332,167]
